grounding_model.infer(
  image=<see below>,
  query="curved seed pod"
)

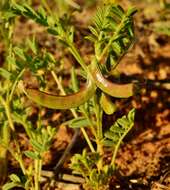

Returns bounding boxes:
[90,59,138,98]
[23,76,96,109]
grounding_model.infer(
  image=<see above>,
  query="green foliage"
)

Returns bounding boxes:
[0,2,137,190]
[70,149,113,190]
[103,108,135,148]
[64,117,91,129]
[0,2,57,189]
[86,4,137,71]
[70,109,135,190]
[11,2,74,45]
[2,174,24,190]
[26,125,56,155]
[13,43,56,73]
[3,114,56,189]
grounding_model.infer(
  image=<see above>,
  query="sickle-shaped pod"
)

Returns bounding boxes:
[23,60,139,109]
[24,75,96,109]
[90,59,138,98]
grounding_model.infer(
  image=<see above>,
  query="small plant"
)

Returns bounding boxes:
[2,121,56,190]
[1,1,137,190]
[70,109,135,190]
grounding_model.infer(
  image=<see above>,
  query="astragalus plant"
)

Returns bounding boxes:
[1,1,137,190]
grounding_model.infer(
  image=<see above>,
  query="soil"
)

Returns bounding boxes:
[0,0,170,190]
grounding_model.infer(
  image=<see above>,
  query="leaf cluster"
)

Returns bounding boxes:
[86,4,137,71]
[70,109,135,190]
[70,149,113,190]
[13,40,56,73]
[11,3,74,45]
[24,125,56,160]
[103,108,135,147]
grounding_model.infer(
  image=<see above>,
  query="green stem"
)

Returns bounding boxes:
[96,109,103,141]
[51,71,65,95]
[18,156,27,175]
[68,43,89,73]
[34,157,43,190]
[0,96,15,131]
[4,100,26,174]
[0,122,10,183]
[52,49,95,152]
[111,123,134,166]
[8,68,25,102]
[51,70,95,153]
[0,96,26,176]
[34,159,40,190]
[93,95,103,140]
[81,108,97,140]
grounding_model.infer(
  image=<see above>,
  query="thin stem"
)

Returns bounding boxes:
[17,155,27,175]
[51,71,65,95]
[81,128,95,153]
[34,156,43,190]
[2,143,27,175]
[51,70,95,153]
[92,95,104,171]
[0,96,15,131]
[93,95,103,140]
[111,124,134,166]
[4,100,27,174]
[34,159,40,190]
[9,68,25,102]
[0,122,10,181]
[81,108,97,139]
[96,109,103,141]
[68,43,89,74]
[0,98,26,175]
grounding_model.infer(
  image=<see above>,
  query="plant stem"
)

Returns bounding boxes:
[51,70,95,153]
[0,99,27,175]
[9,68,25,102]
[52,42,96,150]
[0,81,27,175]
[81,108,97,139]
[0,122,10,183]
[3,98,27,174]
[68,43,89,74]
[0,96,15,131]
[34,158,41,190]
[93,95,104,171]
[111,123,134,166]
